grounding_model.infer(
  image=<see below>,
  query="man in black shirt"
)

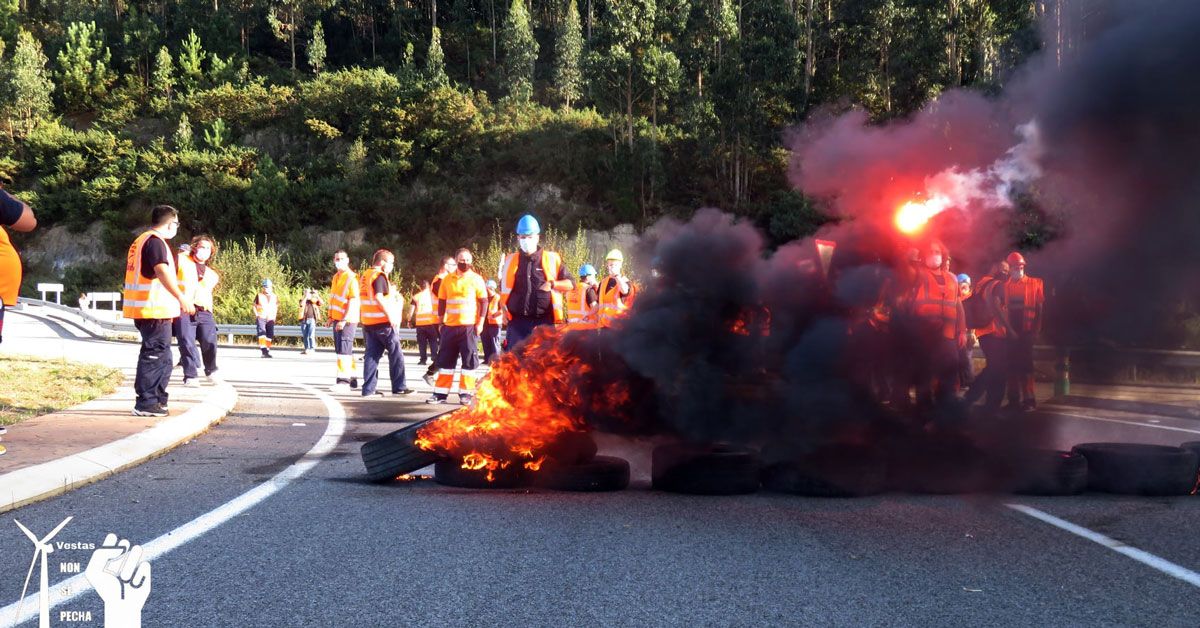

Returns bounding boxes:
[498,214,573,350]
[0,186,36,456]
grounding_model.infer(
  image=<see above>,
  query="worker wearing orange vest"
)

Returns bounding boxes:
[253,279,279,358]
[124,205,194,417]
[428,248,489,405]
[419,257,457,381]
[411,279,441,366]
[904,240,967,409]
[499,215,573,350]
[359,249,413,397]
[565,264,599,327]
[329,250,361,392]
[481,279,505,364]
[598,250,636,328]
[0,187,36,349]
[963,260,1014,412]
[176,235,221,386]
[1003,251,1045,411]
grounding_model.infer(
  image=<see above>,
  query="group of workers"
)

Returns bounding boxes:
[858,239,1045,415]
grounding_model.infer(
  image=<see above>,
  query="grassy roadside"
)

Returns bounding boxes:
[0,354,124,426]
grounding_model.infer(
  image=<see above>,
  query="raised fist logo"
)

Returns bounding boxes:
[85,534,151,628]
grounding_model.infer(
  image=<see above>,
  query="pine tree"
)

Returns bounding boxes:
[174,112,194,150]
[501,0,538,101]
[553,0,583,109]
[177,30,205,93]
[426,26,448,86]
[56,21,115,112]
[307,20,326,74]
[151,46,174,100]
[0,30,54,135]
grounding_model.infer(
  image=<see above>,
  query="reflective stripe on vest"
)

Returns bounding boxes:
[1005,276,1044,333]
[566,283,595,324]
[912,268,960,340]
[499,250,565,323]
[439,271,486,326]
[122,231,181,320]
[598,278,633,327]
[254,292,279,320]
[177,252,220,310]
[359,268,392,324]
[329,270,359,323]
[413,288,439,326]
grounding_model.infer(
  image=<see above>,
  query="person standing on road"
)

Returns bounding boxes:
[565,264,599,327]
[0,186,37,456]
[956,273,976,389]
[420,257,457,382]
[597,250,636,328]
[498,215,572,350]
[124,205,194,417]
[1003,251,1045,411]
[903,240,967,410]
[428,248,488,405]
[963,260,1014,411]
[411,279,441,366]
[481,279,504,364]
[328,250,360,392]
[176,235,221,386]
[253,279,278,358]
[298,288,322,355]
[359,249,413,397]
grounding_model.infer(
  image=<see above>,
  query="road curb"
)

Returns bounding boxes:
[0,379,239,513]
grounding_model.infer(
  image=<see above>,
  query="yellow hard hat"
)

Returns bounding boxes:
[605,249,624,262]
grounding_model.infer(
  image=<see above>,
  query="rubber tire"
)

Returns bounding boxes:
[433,459,530,489]
[543,431,599,465]
[1011,450,1089,496]
[652,443,761,495]
[534,456,630,492]
[762,444,887,497]
[361,417,446,482]
[1072,443,1198,496]
[1175,441,1200,495]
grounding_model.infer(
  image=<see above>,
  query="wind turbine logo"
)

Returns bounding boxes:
[15,516,72,628]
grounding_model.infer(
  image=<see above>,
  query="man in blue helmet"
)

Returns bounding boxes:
[497,214,574,350]
[565,264,599,326]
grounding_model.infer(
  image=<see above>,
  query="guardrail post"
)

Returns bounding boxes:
[1053,347,1070,399]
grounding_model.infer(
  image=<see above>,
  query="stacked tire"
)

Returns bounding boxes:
[361,417,447,482]
[1071,443,1198,496]
[652,443,761,495]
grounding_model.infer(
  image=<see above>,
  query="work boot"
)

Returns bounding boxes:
[350,377,359,390]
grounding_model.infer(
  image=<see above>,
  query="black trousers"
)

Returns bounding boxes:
[178,309,218,379]
[416,324,440,362]
[481,323,502,364]
[134,318,173,409]
[362,324,406,395]
[966,334,1008,409]
[505,315,553,352]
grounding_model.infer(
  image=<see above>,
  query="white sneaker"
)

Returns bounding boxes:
[183,378,201,388]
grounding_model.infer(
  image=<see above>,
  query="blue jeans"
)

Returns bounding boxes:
[300,318,316,351]
[505,316,553,352]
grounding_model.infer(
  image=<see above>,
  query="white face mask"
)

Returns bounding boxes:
[607,262,621,276]
[334,259,349,271]
[518,238,538,255]
[194,248,211,262]
[925,254,943,270]
[1012,268,1025,280]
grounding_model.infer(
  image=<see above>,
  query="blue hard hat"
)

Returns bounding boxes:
[579,264,596,278]
[956,273,971,284]
[516,214,541,235]
[261,278,273,287]
[486,279,497,290]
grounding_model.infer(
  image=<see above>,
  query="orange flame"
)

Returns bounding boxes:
[894,195,952,235]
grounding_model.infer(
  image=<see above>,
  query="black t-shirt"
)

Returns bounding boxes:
[372,275,389,297]
[0,190,23,226]
[602,277,631,298]
[506,250,570,319]
[140,235,170,280]
[585,286,598,308]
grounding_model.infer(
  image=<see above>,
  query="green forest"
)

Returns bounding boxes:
[0,0,1045,297]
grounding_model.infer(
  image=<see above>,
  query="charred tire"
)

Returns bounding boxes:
[534,456,630,492]
[762,445,887,497]
[1072,443,1198,496]
[1183,442,1200,495]
[433,459,530,489]
[652,444,761,495]
[1012,450,1089,496]
[543,431,599,465]
[361,417,446,482]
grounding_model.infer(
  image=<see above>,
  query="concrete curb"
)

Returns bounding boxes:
[0,379,239,513]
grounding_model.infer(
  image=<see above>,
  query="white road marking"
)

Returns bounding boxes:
[1048,408,1200,435]
[1008,504,1200,588]
[0,383,345,627]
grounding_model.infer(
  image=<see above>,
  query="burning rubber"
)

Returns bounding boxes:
[360,417,448,482]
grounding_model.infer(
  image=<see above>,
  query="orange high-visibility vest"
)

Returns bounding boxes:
[177,252,220,311]
[437,270,487,327]
[1005,275,1044,334]
[598,277,636,328]
[328,269,360,323]
[910,267,961,340]
[123,231,181,320]
[413,288,439,326]
[0,227,19,306]
[359,267,395,325]
[498,250,565,323]
[565,283,597,324]
[253,292,278,320]
[486,293,504,326]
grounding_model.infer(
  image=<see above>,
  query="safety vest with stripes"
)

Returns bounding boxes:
[598,277,635,328]
[1004,275,1044,334]
[486,293,504,326]
[565,283,596,324]
[122,231,181,320]
[438,270,487,327]
[910,267,962,340]
[498,250,565,323]
[177,252,220,311]
[253,292,278,320]
[328,269,360,323]
[413,288,439,326]
[359,268,397,326]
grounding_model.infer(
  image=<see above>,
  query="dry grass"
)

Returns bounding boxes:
[0,354,124,426]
